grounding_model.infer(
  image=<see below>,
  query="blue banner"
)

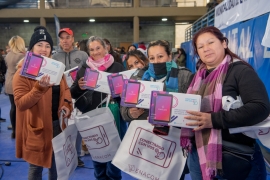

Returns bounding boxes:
[182,13,270,98]
[54,14,60,51]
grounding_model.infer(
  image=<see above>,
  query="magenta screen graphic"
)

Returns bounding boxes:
[25,54,43,77]
[85,69,99,88]
[124,82,140,104]
[129,128,176,168]
[112,75,124,95]
[69,68,78,81]
[154,94,173,122]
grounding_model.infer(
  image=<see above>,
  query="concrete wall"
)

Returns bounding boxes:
[175,24,190,48]
[0,22,175,50]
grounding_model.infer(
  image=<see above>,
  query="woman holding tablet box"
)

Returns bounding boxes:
[70,36,124,180]
[120,40,192,180]
[13,26,73,180]
[182,26,270,180]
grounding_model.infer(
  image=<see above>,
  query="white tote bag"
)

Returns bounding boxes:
[229,116,270,148]
[52,113,78,180]
[75,107,121,163]
[112,120,186,180]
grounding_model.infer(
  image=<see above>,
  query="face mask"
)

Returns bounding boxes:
[149,62,167,76]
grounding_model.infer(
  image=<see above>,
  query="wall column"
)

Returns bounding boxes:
[134,0,139,7]
[40,17,46,27]
[133,16,139,43]
[40,0,45,9]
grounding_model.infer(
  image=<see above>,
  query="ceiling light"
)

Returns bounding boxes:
[177,22,189,25]
[162,18,167,21]
[89,19,95,22]
[23,20,29,23]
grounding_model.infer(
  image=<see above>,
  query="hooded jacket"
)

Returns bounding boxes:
[52,48,88,70]
[13,60,73,168]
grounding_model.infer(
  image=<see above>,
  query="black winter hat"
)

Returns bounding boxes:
[28,26,53,52]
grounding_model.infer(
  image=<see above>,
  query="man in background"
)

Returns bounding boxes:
[52,28,88,167]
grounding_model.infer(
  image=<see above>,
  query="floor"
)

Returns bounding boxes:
[1,89,269,180]
[0,91,192,180]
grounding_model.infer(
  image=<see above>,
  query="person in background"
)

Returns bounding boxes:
[53,27,88,167]
[4,35,26,138]
[115,47,121,54]
[122,44,137,69]
[0,52,7,122]
[13,26,72,180]
[120,49,149,123]
[182,26,269,180]
[0,49,6,57]
[76,38,90,156]
[71,36,123,180]
[125,49,148,70]
[175,48,186,67]
[103,38,123,65]
[78,39,89,56]
[5,45,10,54]
[52,28,88,70]
[0,52,6,93]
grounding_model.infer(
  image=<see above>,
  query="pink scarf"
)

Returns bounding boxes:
[86,54,114,71]
[181,55,231,180]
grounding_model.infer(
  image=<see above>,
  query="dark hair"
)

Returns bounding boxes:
[103,38,123,65]
[147,40,171,57]
[192,26,250,68]
[127,45,136,52]
[125,50,149,69]
[78,39,89,56]
[178,48,186,57]
[103,38,112,53]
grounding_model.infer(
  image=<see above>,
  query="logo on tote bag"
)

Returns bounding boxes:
[63,135,76,167]
[80,125,109,150]
[129,128,176,168]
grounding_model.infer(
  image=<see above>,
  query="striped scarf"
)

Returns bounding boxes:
[181,55,231,180]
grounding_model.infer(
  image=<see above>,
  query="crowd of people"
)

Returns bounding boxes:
[0,25,269,180]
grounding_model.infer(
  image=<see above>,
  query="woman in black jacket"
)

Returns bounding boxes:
[183,26,269,180]
[70,36,123,180]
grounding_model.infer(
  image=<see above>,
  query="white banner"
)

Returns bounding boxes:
[214,0,270,30]
[262,14,270,47]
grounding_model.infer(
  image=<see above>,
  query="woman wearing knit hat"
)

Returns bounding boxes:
[12,26,73,180]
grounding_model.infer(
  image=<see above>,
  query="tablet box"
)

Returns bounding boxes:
[107,69,137,98]
[120,79,164,109]
[83,68,111,94]
[20,51,65,85]
[149,91,201,128]
[64,66,78,87]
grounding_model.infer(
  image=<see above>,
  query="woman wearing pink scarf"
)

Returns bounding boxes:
[182,26,269,180]
[70,36,124,180]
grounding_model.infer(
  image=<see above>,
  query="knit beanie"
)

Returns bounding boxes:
[28,26,53,52]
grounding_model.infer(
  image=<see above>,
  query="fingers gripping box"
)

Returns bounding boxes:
[120,79,164,109]
[149,91,201,128]
[20,51,65,85]
[107,69,137,98]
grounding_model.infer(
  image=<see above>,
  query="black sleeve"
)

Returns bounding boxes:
[212,66,270,129]
[70,65,88,99]
[120,106,149,122]
[0,57,7,75]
